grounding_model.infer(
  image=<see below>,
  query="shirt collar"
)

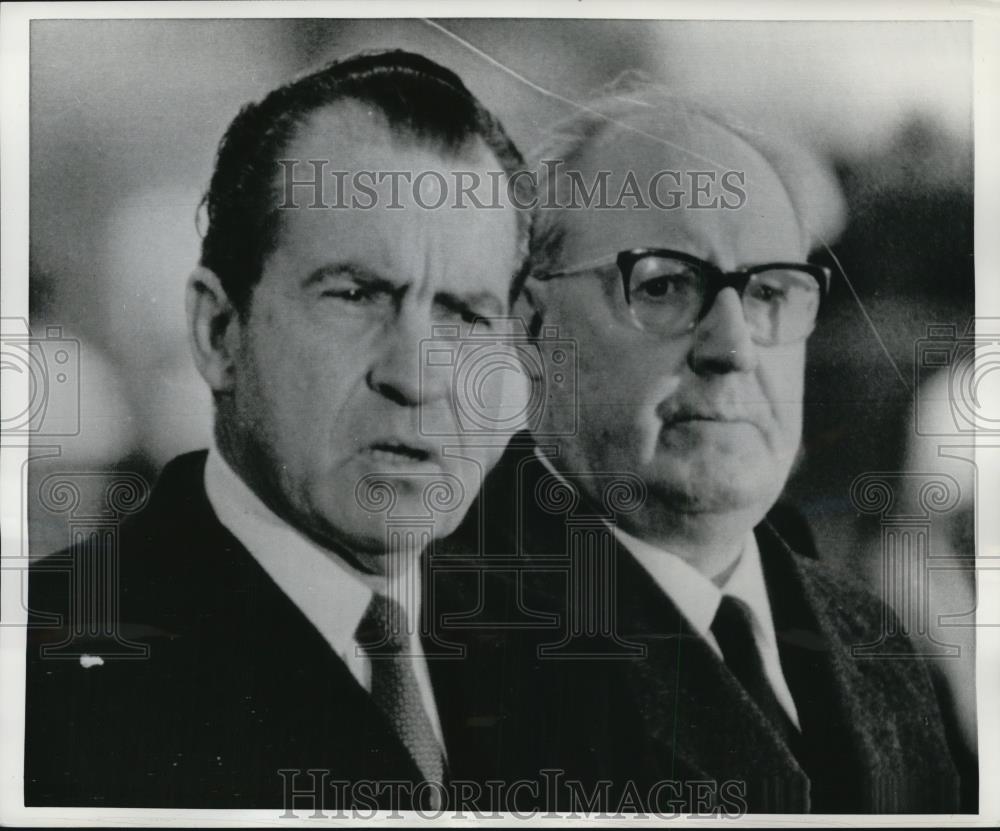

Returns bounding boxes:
[616,524,780,656]
[203,443,422,658]
[721,530,781,654]
[612,523,723,637]
[531,446,777,652]
[618,517,797,727]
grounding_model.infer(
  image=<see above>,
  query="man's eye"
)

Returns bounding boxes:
[435,305,493,330]
[321,284,383,304]
[748,282,789,304]
[633,273,698,301]
[462,309,492,327]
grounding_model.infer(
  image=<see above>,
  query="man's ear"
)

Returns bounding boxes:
[512,284,546,384]
[513,283,544,339]
[186,266,243,393]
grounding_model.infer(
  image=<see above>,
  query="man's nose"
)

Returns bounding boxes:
[365,312,446,406]
[687,287,757,375]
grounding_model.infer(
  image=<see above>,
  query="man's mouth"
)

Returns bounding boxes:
[669,412,735,423]
[662,409,759,429]
[365,441,433,464]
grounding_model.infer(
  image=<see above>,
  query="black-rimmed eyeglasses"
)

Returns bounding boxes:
[535,248,831,346]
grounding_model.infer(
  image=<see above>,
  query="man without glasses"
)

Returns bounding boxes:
[25,50,542,811]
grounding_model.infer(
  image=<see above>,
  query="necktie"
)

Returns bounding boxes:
[710,595,797,744]
[355,593,446,797]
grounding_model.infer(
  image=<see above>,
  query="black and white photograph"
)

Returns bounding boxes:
[1,2,997,825]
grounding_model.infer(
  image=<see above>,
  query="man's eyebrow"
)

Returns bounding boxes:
[305,265,505,313]
[434,290,506,316]
[304,262,397,291]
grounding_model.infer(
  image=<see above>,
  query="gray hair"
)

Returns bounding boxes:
[528,76,846,277]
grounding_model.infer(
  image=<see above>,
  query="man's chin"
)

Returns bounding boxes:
[645,462,782,517]
[658,421,768,457]
[315,496,469,558]
[651,483,759,515]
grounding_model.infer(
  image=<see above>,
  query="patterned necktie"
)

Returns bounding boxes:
[355,593,446,794]
[710,595,798,744]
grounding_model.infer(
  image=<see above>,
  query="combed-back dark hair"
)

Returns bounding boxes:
[199,49,533,311]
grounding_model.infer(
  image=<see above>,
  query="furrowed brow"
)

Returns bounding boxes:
[434,290,506,318]
[304,262,398,293]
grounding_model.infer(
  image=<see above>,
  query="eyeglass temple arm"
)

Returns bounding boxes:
[536,255,831,294]
[533,253,620,281]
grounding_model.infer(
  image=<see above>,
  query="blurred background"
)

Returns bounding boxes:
[26,17,976,776]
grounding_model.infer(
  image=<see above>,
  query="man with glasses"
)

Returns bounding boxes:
[449,90,963,813]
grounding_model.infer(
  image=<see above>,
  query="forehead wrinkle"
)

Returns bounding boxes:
[269,102,518,309]
[412,229,435,304]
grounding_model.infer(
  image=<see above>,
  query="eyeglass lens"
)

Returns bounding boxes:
[626,254,821,344]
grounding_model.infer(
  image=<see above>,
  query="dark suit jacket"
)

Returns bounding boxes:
[439,437,967,814]
[24,445,968,814]
[24,451,610,811]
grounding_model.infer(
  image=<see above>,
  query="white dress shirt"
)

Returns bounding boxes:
[534,448,800,729]
[203,446,445,746]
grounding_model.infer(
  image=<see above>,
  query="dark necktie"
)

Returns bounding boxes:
[710,595,798,744]
[355,593,446,798]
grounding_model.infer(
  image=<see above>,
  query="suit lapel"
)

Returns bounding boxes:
[611,538,811,812]
[147,454,428,791]
[495,447,811,811]
[758,521,933,812]
[448,440,961,813]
